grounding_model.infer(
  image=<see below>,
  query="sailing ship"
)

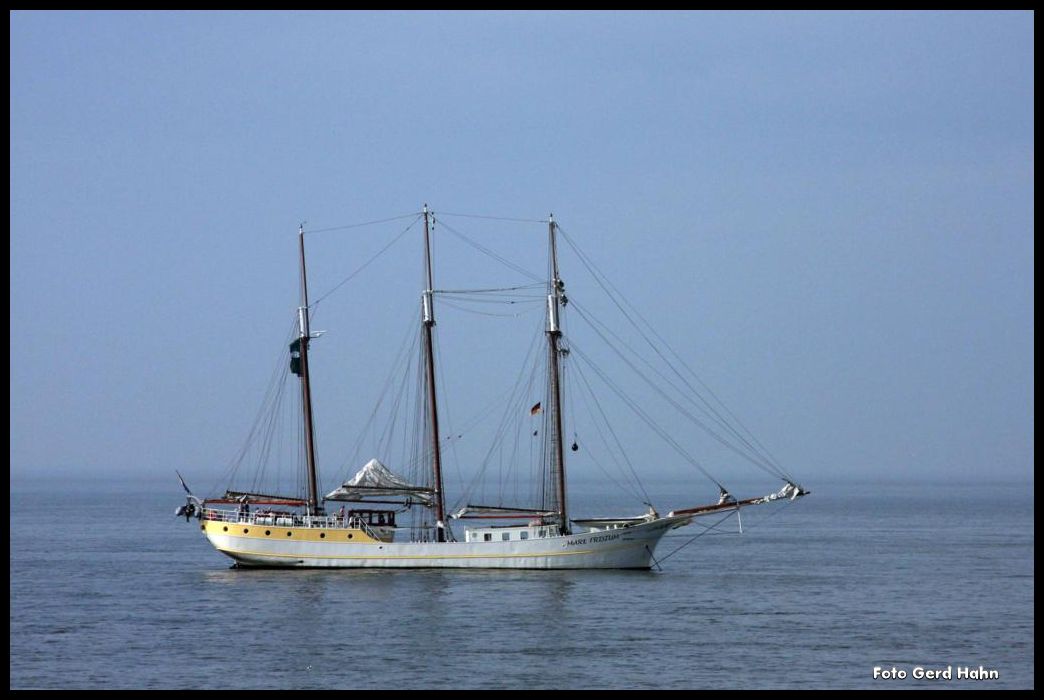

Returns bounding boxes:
[176,206,808,569]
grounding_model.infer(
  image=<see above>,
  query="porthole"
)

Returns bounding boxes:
[320,533,326,538]
[243,528,249,534]
[265,530,271,536]
[347,533,353,540]
[223,526,228,532]
[287,531,293,537]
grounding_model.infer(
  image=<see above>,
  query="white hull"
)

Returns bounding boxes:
[202,516,689,569]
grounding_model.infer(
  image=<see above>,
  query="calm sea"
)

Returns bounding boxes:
[9,479,1034,689]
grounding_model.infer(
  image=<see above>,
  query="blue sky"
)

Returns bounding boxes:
[10,11,1033,493]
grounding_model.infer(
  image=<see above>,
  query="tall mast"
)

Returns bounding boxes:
[296,224,322,515]
[546,214,569,534]
[421,205,447,541]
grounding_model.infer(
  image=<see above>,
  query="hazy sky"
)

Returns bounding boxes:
[10,11,1033,493]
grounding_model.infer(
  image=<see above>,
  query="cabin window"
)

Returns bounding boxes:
[500,532,510,541]
[539,529,546,537]
[483,533,492,542]
[520,531,529,540]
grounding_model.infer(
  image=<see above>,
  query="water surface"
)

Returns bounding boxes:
[9,480,1033,688]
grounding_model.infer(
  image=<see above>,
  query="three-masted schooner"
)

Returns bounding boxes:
[176,206,808,568]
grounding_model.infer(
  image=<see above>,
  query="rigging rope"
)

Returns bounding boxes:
[434,283,544,295]
[569,340,726,491]
[341,315,420,475]
[436,219,543,283]
[569,298,745,440]
[213,319,298,496]
[309,214,423,310]
[450,317,546,511]
[436,211,549,224]
[303,212,421,235]
[436,294,544,306]
[570,301,788,481]
[432,327,461,541]
[656,497,798,565]
[438,298,543,318]
[655,510,741,565]
[557,224,794,483]
[570,357,653,506]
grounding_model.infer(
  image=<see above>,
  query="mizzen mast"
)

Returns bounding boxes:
[546,214,570,534]
[421,205,448,541]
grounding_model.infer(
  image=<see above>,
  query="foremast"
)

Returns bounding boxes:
[546,214,570,535]
[295,224,322,515]
[421,205,448,541]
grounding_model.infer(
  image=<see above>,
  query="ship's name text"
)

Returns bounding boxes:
[566,533,621,546]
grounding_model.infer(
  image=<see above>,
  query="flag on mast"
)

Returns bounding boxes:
[530,402,542,415]
[176,470,193,495]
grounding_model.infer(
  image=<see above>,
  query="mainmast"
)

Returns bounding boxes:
[421,205,448,541]
[546,214,569,534]
[295,224,322,515]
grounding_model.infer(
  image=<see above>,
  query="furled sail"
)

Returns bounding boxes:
[289,338,303,376]
[450,504,558,520]
[324,458,433,505]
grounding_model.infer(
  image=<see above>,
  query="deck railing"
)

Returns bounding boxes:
[201,507,384,539]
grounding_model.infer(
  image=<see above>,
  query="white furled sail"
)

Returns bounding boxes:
[324,458,433,505]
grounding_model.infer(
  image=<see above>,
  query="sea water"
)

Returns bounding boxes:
[9,479,1034,689]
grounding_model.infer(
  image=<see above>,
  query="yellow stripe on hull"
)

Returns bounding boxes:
[201,519,381,543]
